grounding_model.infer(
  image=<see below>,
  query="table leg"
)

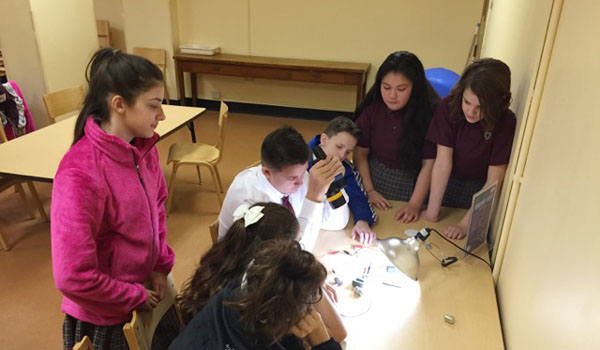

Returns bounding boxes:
[359,77,368,106]
[355,82,363,109]
[191,73,198,107]
[175,61,186,106]
[187,121,197,143]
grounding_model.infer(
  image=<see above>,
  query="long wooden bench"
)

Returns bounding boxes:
[174,52,371,109]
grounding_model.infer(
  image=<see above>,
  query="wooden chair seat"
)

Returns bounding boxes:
[167,143,219,164]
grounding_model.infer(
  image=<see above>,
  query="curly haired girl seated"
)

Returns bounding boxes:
[171,239,341,349]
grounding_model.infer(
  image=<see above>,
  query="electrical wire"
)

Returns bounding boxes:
[428,228,492,269]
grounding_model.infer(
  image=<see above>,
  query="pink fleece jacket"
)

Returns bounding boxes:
[51,118,175,326]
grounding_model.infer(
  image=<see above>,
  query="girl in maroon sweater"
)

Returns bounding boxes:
[422,58,517,239]
[353,51,439,222]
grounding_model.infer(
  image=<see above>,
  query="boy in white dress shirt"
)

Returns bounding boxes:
[218,126,345,251]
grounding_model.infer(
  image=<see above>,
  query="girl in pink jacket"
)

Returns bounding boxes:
[51,48,177,350]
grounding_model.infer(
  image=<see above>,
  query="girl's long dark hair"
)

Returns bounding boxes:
[355,51,440,169]
[176,203,299,325]
[227,239,327,347]
[72,48,163,145]
[448,58,511,132]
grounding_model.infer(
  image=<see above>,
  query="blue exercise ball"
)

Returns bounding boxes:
[425,67,460,98]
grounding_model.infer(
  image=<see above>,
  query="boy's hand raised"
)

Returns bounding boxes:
[306,155,344,203]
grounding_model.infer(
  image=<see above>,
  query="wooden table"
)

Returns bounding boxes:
[174,53,371,108]
[313,202,504,350]
[0,105,205,182]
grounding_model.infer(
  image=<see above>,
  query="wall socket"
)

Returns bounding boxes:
[211,91,221,99]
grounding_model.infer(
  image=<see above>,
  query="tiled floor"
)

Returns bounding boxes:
[0,110,327,349]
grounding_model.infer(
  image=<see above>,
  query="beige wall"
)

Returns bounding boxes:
[494,0,600,348]
[169,0,180,51]
[481,0,552,125]
[1,0,484,123]
[93,0,126,51]
[122,0,177,99]
[480,0,553,256]
[0,0,48,128]
[0,0,97,128]
[29,0,98,94]
[176,0,483,111]
[0,0,96,128]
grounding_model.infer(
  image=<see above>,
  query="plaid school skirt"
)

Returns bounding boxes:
[62,306,180,350]
[368,156,419,202]
[441,176,486,209]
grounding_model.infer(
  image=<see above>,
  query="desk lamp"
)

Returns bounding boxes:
[377,228,457,281]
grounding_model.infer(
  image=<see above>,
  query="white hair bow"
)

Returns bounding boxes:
[232,204,265,228]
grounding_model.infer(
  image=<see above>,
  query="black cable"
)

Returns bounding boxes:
[427,228,492,270]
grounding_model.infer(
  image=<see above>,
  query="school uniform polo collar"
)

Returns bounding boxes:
[84,117,159,164]
[255,165,287,199]
[384,106,405,119]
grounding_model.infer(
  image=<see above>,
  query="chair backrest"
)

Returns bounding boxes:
[133,47,167,71]
[72,336,93,350]
[0,122,7,143]
[42,86,85,123]
[132,47,171,104]
[123,273,178,350]
[214,101,229,162]
[96,20,111,48]
[208,218,219,244]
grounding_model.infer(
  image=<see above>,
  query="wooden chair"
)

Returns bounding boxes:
[0,127,48,251]
[123,273,178,350]
[208,218,219,244]
[73,336,93,350]
[133,47,171,105]
[165,102,229,215]
[42,86,85,124]
[96,20,111,48]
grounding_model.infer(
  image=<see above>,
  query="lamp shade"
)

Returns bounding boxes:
[377,237,422,281]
